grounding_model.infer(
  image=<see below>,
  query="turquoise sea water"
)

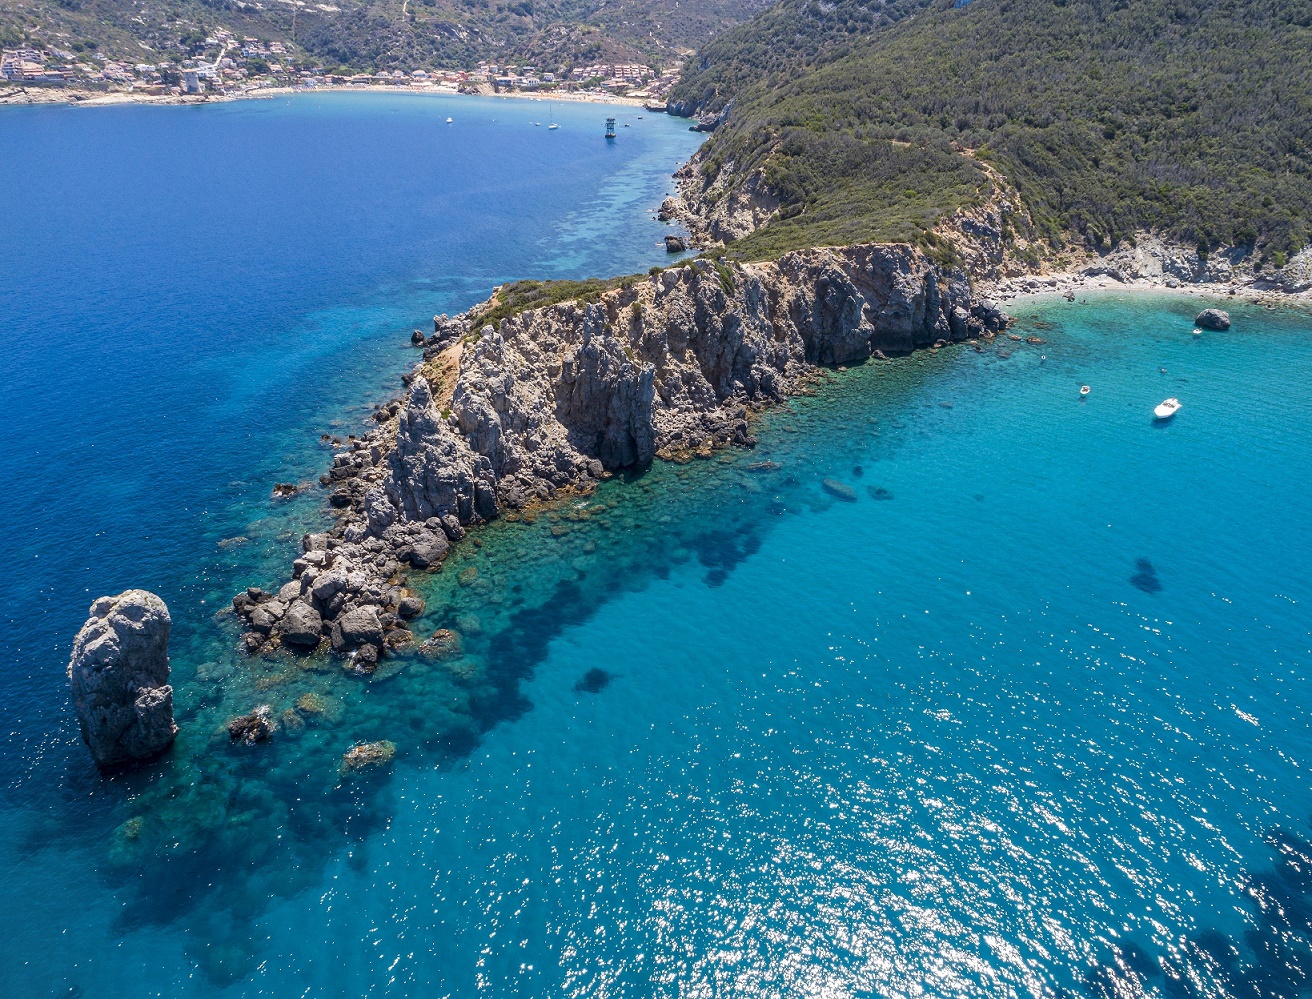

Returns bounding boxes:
[3,96,1312,998]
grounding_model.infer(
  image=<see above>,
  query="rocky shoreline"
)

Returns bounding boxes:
[231,244,1011,665]
[986,235,1312,309]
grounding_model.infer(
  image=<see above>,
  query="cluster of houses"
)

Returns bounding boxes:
[1,48,63,82]
[3,29,682,101]
[0,47,173,88]
[567,63,650,84]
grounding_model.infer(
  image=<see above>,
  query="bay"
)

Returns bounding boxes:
[2,94,1310,999]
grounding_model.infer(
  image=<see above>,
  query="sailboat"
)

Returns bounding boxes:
[547,102,559,129]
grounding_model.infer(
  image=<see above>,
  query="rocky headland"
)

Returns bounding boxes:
[232,243,1010,664]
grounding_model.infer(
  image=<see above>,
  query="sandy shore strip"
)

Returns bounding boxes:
[988,269,1312,313]
[0,82,657,110]
[986,253,1312,315]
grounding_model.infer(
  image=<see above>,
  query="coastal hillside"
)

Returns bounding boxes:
[672,0,1312,266]
[0,0,768,76]
[666,0,936,117]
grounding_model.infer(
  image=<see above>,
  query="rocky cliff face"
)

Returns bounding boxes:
[379,243,1005,524]
[234,243,1009,661]
[68,590,177,769]
[668,152,781,247]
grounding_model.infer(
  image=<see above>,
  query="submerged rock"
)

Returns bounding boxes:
[822,478,858,501]
[1130,557,1163,593]
[1196,308,1231,330]
[574,668,614,694]
[67,590,177,769]
[295,691,343,723]
[341,740,396,772]
[419,628,462,659]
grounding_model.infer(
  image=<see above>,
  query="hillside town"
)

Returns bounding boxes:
[1,32,681,102]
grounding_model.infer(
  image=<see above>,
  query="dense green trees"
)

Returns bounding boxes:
[679,0,1312,260]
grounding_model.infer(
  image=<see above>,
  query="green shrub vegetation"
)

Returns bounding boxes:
[679,0,1312,259]
[467,277,627,330]
[668,0,936,116]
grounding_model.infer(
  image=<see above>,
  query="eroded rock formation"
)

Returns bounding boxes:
[68,590,177,769]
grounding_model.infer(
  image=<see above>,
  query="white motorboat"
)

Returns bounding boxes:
[446,116,453,123]
[1080,385,1090,396]
[1154,398,1181,419]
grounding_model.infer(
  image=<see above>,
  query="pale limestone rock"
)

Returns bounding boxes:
[67,590,176,769]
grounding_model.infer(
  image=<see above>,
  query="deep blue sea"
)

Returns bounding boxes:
[3,94,1312,999]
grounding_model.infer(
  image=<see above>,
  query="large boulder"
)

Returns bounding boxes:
[332,606,384,651]
[278,600,323,647]
[67,590,177,769]
[1196,308,1231,330]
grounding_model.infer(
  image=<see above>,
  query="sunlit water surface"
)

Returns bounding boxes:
[2,96,1311,999]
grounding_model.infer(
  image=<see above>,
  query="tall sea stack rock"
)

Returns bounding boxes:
[67,590,177,769]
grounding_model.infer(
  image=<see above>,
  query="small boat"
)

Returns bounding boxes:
[446,116,453,123]
[1080,385,1090,396]
[1192,327,1202,335]
[1154,398,1182,420]
[548,122,559,129]
[533,121,540,126]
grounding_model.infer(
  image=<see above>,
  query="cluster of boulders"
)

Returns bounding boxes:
[231,528,429,668]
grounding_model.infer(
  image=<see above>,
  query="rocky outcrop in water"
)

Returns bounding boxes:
[1196,308,1231,330]
[67,590,177,769]
[234,243,1009,658]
